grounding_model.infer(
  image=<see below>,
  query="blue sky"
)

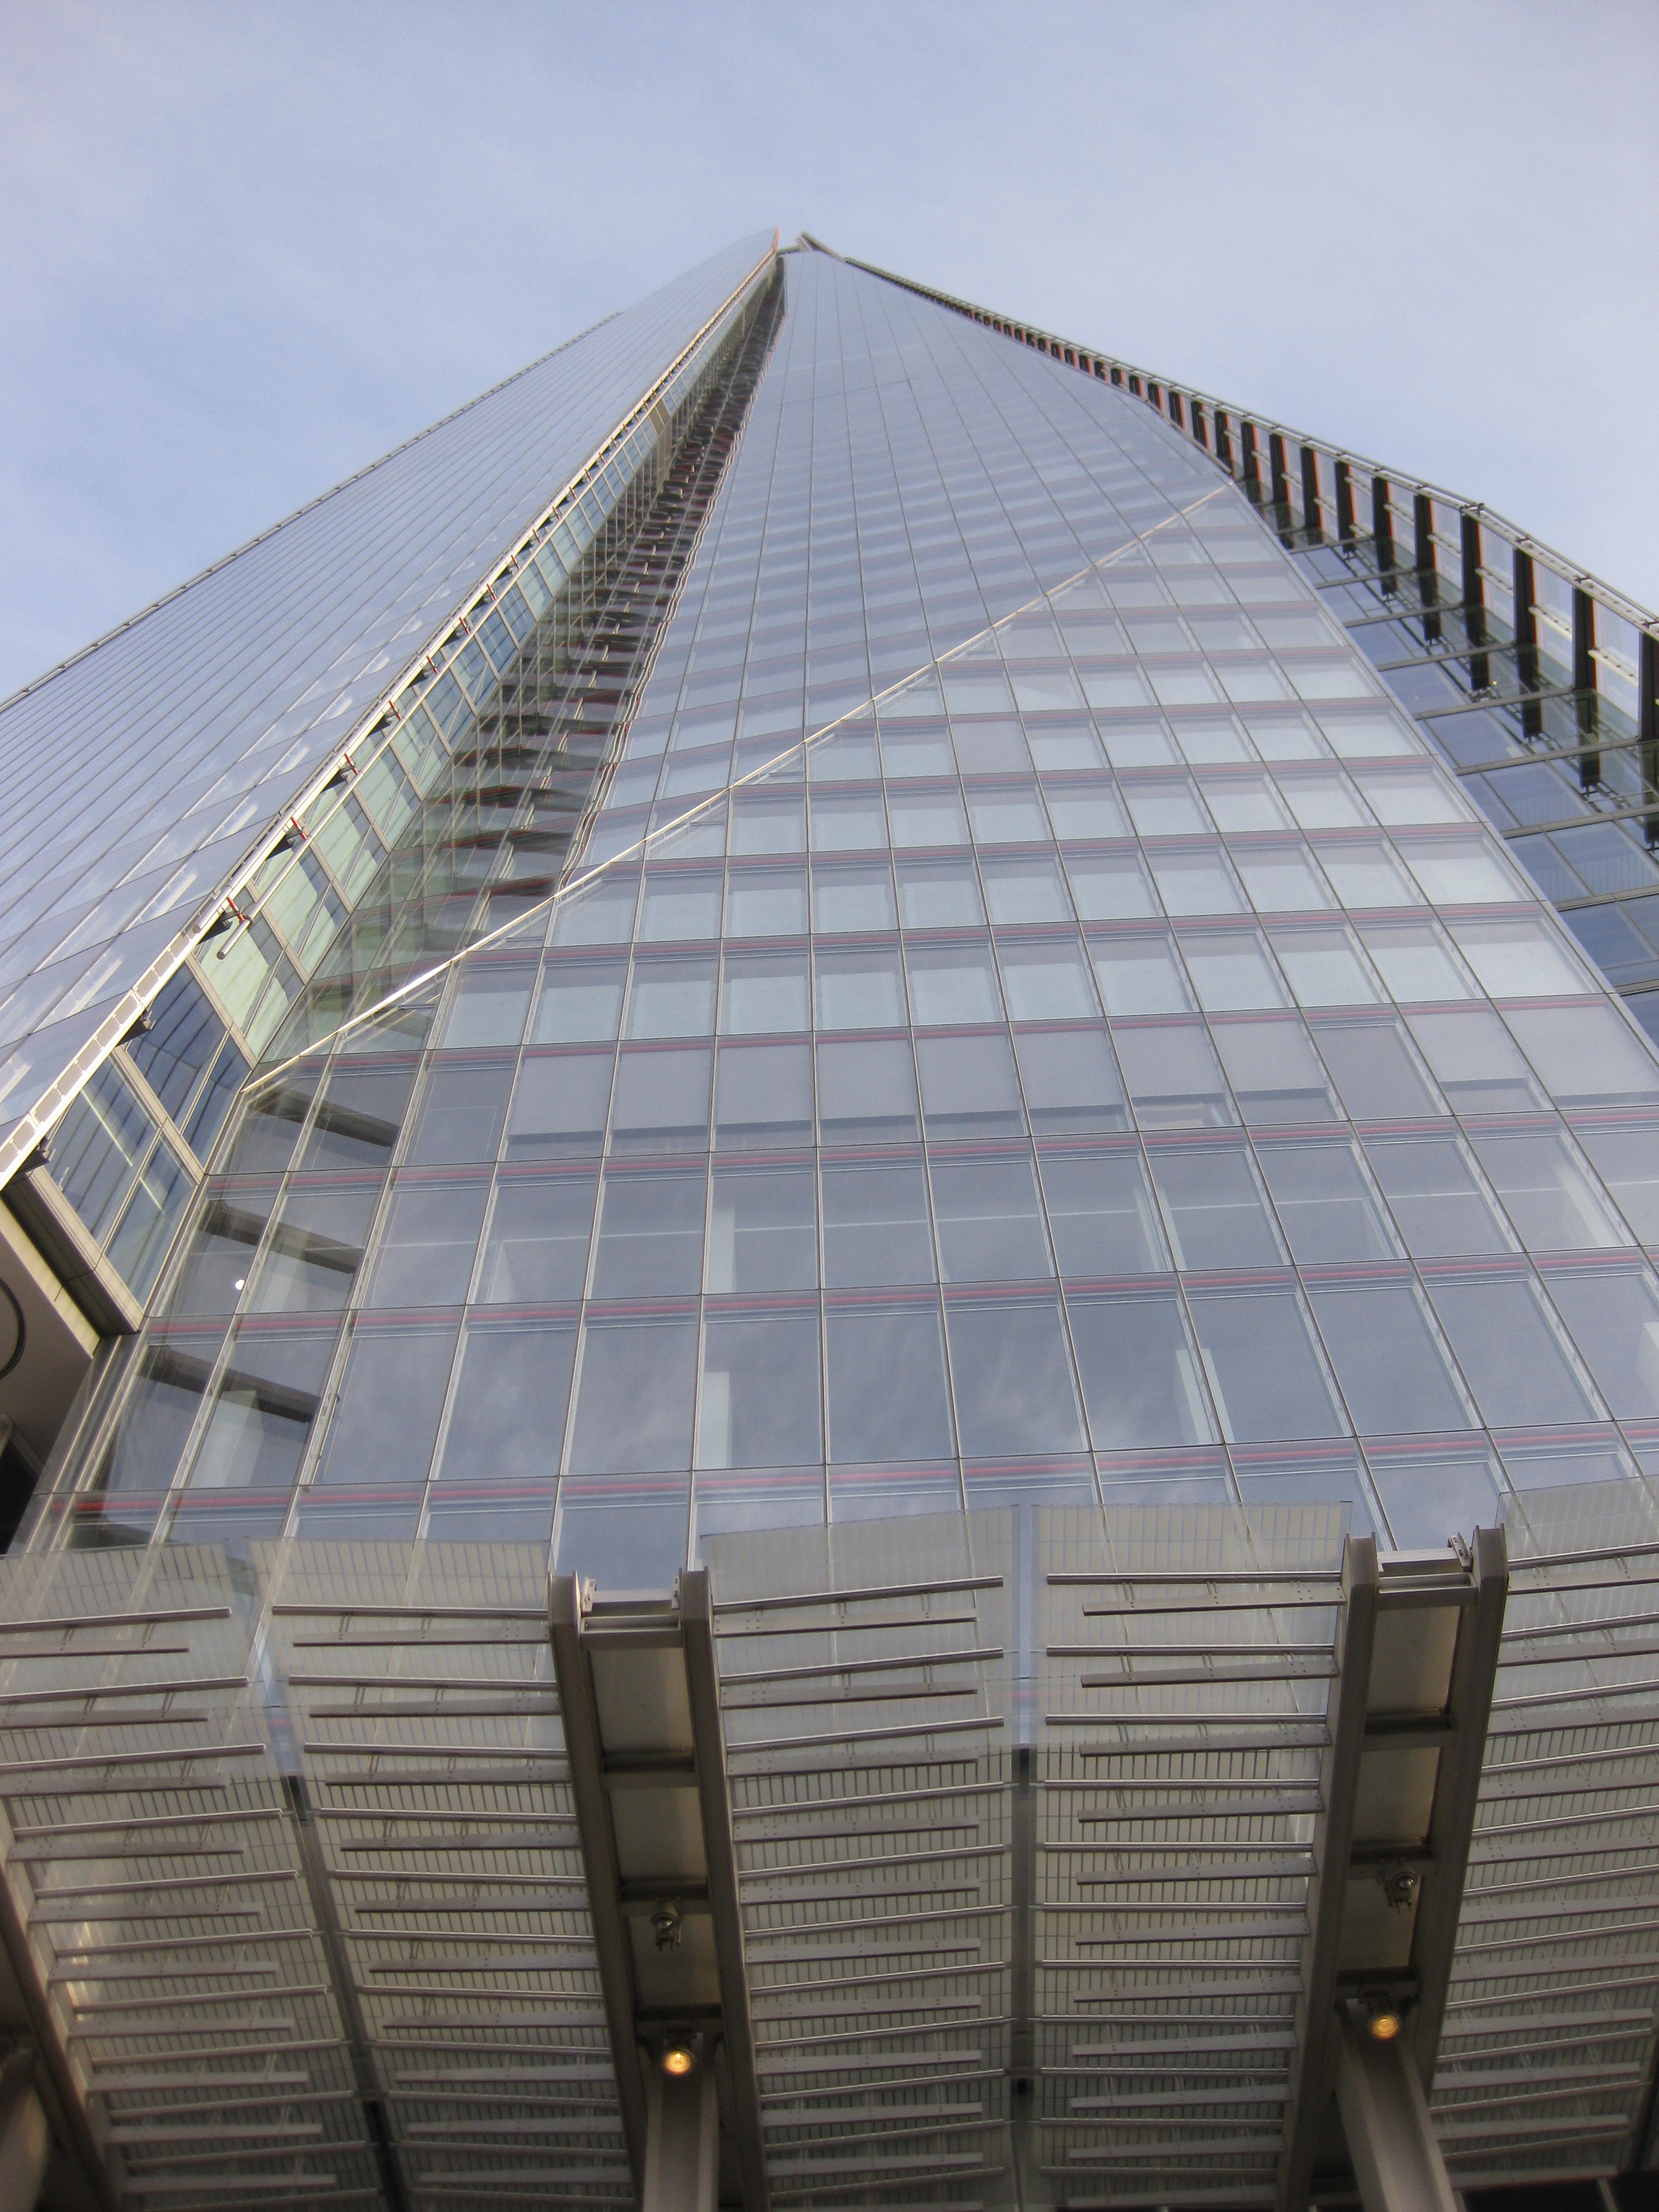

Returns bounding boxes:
[2,0,1655,700]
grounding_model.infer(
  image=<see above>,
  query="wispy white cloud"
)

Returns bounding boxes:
[2,0,1655,697]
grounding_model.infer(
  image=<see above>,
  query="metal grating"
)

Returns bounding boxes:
[1435,1482,1659,2187]
[706,1518,1014,2210]
[1034,1504,1348,2212]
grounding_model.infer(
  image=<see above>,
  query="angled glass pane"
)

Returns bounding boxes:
[1309,1281,1475,1435]
[825,1301,956,1462]
[1067,1289,1215,1448]
[945,1295,1084,1456]
[697,1311,822,1468]
[476,1172,597,1303]
[1187,1286,1347,1443]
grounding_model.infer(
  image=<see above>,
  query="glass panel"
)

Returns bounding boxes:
[1312,1018,1445,1121]
[1426,1273,1603,1426]
[626,955,717,1037]
[1317,839,1423,910]
[475,1173,596,1303]
[433,1321,575,1483]
[1148,848,1245,916]
[1065,850,1158,921]
[1309,1282,1474,1434]
[1210,1017,1339,1125]
[590,1166,706,1297]
[980,856,1070,925]
[814,947,906,1030]
[1233,844,1334,914]
[438,962,536,1048]
[301,1062,415,1172]
[887,791,968,849]
[1255,1139,1398,1262]
[1178,930,1289,1012]
[405,1059,513,1166]
[997,940,1098,1023]
[250,1182,379,1314]
[127,971,223,1124]
[930,1153,1051,1281]
[816,1037,919,1142]
[1406,1008,1549,1113]
[1039,1149,1168,1276]
[568,1316,700,1474]
[1360,920,1474,1004]
[609,1046,712,1153]
[1147,1142,1284,1269]
[945,1296,1084,1455]
[697,1312,822,1467]
[106,1140,194,1299]
[1538,1262,1659,1419]
[1577,1124,1659,1242]
[363,1177,488,1308]
[532,961,626,1043]
[726,866,808,937]
[312,1319,458,1489]
[1270,925,1380,1007]
[1364,1134,1515,1256]
[166,1187,275,1316]
[1091,933,1192,1016]
[639,871,723,940]
[1505,1005,1659,1107]
[896,856,985,928]
[822,1160,934,1287]
[1012,1028,1127,1134]
[720,951,810,1034]
[1450,917,1590,999]
[1187,1287,1347,1442]
[714,1041,814,1151]
[506,1051,613,1159]
[187,1326,333,1498]
[50,1063,153,1242]
[1469,1129,1632,1251]
[1112,1022,1235,1130]
[811,859,897,933]
[905,942,1002,1025]
[707,1164,817,1292]
[1367,1441,1508,1550]
[183,1037,250,1160]
[825,1302,956,1462]
[915,1032,1025,1138]
[89,1344,213,1512]
[1067,1289,1215,1447]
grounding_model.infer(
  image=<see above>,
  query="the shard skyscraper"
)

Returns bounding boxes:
[0,233,1657,2212]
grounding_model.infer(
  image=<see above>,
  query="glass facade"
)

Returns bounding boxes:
[30,247,1659,1579]
[5,238,1659,2210]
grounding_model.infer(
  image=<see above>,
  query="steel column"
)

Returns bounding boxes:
[1336,2007,1459,2212]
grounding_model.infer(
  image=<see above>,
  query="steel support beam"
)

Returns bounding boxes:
[0,2051,49,2212]
[549,1574,649,2194]
[1409,1524,1509,2085]
[643,2060,719,2212]
[1281,1533,1381,2212]
[680,1570,769,2212]
[1336,2007,1458,2212]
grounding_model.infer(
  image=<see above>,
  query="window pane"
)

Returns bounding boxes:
[980,856,1070,925]
[106,1140,194,1299]
[1178,930,1288,1012]
[916,1032,1025,1138]
[825,1303,955,1462]
[822,1161,934,1287]
[1148,848,1245,916]
[187,1326,332,1498]
[1538,1263,1659,1419]
[1270,925,1380,1007]
[1506,1005,1659,1108]
[251,1182,379,1314]
[1091,933,1192,1016]
[1364,1134,1514,1256]
[568,1316,699,1474]
[1407,1008,1549,1113]
[1012,1028,1128,1135]
[714,1041,814,1151]
[1147,1142,1284,1269]
[1318,839,1423,910]
[609,1046,712,1153]
[1577,1124,1659,1242]
[887,791,968,848]
[1112,1022,1235,1130]
[639,870,722,940]
[129,971,224,1124]
[506,1051,613,1159]
[364,1177,487,1308]
[1359,920,1473,1004]
[1187,1287,1346,1442]
[816,1038,919,1142]
[1234,845,1333,914]
[721,951,809,1034]
[406,1060,512,1166]
[997,940,1098,1022]
[50,1063,153,1240]
[590,1167,706,1297]
[1047,783,1130,840]
[626,955,717,1038]
[815,947,906,1030]
[1309,1282,1473,1434]
[166,1188,275,1317]
[1255,1140,1397,1262]
[1450,917,1590,999]
[533,960,626,1043]
[1367,1441,1507,1550]
[92,1344,212,1509]
[698,1312,822,1467]
[906,942,1002,1025]
[1065,851,1158,920]
[1210,1017,1339,1125]
[438,962,536,1048]
[726,866,808,937]
[1067,1290,1215,1447]
[1312,1018,1445,1121]
[1469,1129,1631,1251]
[1426,1273,1603,1427]
[811,860,897,933]
[708,1165,817,1292]
[896,856,985,929]
[1039,1149,1168,1276]
[945,1296,1083,1455]
[930,1153,1051,1281]
[434,1321,575,1484]
[312,1321,457,1489]
[476,1174,596,1303]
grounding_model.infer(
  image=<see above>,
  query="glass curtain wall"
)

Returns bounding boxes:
[35,250,1659,1579]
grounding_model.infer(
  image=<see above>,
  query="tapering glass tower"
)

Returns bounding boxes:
[0,236,1657,2212]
